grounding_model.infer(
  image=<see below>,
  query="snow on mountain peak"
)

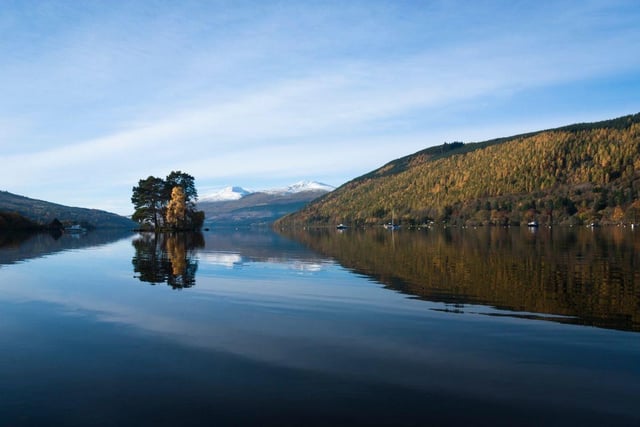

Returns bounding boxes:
[264,181,335,195]
[286,181,335,193]
[201,181,334,202]
[201,186,251,202]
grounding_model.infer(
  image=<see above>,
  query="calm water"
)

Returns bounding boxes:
[0,227,638,426]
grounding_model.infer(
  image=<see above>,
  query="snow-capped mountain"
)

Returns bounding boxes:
[201,186,251,202]
[198,181,335,226]
[201,181,334,202]
[267,181,335,195]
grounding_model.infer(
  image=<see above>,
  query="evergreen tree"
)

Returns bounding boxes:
[131,176,165,230]
[164,171,198,209]
[131,171,204,231]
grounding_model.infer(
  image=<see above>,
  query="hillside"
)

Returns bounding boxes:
[0,191,136,229]
[277,113,640,227]
[199,189,329,226]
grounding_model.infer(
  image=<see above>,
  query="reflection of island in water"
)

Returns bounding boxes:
[0,229,133,267]
[132,233,204,289]
[282,227,640,332]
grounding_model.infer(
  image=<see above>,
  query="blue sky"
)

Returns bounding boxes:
[1,0,639,215]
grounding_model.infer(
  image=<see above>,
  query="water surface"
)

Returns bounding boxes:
[0,228,638,426]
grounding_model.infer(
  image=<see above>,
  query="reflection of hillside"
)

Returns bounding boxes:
[0,230,133,267]
[282,227,640,332]
[132,233,204,289]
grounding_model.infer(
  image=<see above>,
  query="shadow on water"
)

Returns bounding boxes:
[280,226,640,332]
[0,229,134,267]
[132,232,204,289]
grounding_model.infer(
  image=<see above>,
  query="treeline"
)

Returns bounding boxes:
[0,211,96,233]
[278,113,640,227]
[0,211,44,230]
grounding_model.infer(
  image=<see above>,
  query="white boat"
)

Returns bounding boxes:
[336,223,348,230]
[65,224,87,233]
[384,211,400,230]
[527,221,539,227]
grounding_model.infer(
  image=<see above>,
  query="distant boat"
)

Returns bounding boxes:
[336,223,348,230]
[527,221,539,227]
[65,224,87,233]
[384,210,400,230]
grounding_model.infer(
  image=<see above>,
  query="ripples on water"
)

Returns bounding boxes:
[0,227,638,426]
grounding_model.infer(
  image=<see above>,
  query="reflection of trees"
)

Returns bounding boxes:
[282,227,640,332]
[0,230,132,267]
[132,232,204,289]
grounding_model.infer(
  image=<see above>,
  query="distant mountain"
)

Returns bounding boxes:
[0,191,136,229]
[198,181,334,226]
[277,112,640,227]
[201,181,334,201]
[266,181,336,195]
[201,186,252,202]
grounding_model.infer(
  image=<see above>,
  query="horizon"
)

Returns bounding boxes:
[2,1,640,216]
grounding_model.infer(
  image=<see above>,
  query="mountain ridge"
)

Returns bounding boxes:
[201,186,252,202]
[277,112,640,227]
[198,183,333,226]
[201,181,334,202]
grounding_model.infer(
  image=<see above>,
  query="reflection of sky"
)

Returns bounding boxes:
[197,251,243,268]
[0,235,639,423]
[198,248,331,277]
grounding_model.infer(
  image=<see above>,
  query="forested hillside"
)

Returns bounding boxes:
[278,113,640,227]
[0,191,135,229]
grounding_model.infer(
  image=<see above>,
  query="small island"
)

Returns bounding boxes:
[131,170,205,232]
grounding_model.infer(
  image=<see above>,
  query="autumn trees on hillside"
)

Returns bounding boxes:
[279,114,640,227]
[131,171,204,231]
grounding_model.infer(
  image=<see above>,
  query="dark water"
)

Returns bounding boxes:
[0,227,638,426]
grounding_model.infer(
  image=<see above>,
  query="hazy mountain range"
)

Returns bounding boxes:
[198,181,334,226]
[201,181,335,202]
[0,181,334,230]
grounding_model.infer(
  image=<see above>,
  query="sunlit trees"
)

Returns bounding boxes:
[277,113,640,227]
[131,171,204,231]
[165,186,187,229]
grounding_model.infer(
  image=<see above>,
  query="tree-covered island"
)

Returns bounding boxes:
[131,171,205,231]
